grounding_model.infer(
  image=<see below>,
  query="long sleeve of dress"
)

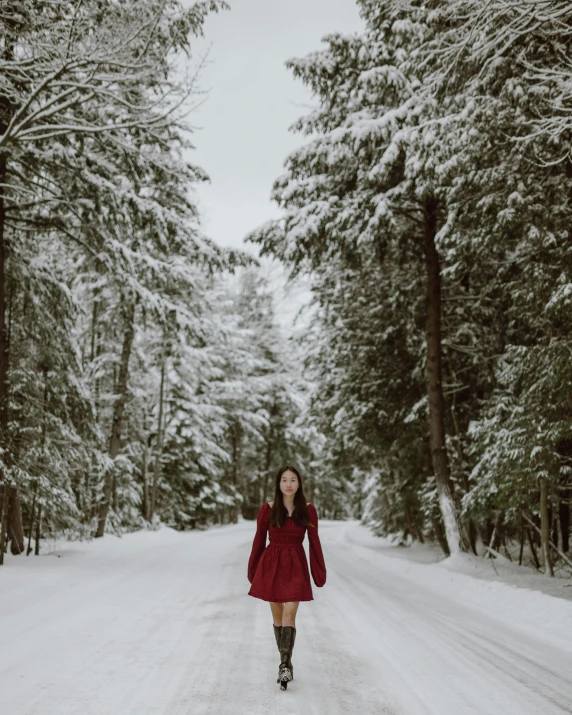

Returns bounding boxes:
[307,504,327,587]
[247,503,269,583]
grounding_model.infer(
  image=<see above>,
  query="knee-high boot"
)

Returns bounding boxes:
[274,624,284,683]
[288,628,296,680]
[278,625,296,684]
[274,624,296,681]
[273,624,282,653]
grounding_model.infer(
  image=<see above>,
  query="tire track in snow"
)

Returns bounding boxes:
[183,561,397,714]
[326,541,572,714]
[2,521,572,715]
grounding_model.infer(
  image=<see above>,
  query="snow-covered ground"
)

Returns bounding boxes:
[1,517,572,714]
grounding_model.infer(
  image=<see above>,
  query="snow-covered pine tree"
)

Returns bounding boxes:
[0,0,260,549]
[424,0,572,572]
[248,1,473,554]
[209,267,317,522]
[151,266,319,529]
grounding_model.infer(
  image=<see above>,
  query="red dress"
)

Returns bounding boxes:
[247,502,327,602]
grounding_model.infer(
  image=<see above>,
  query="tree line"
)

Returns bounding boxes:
[3,0,571,577]
[0,1,323,562]
[249,0,572,575]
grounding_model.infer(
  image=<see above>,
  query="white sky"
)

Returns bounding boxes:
[184,0,364,330]
[187,0,364,253]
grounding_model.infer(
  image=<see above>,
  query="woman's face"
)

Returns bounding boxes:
[280,470,299,498]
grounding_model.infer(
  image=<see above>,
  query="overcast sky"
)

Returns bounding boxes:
[184,0,364,330]
[187,0,364,253]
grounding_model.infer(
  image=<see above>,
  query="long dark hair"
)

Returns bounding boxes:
[269,465,314,529]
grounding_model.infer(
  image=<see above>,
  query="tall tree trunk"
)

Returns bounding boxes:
[231,421,240,486]
[551,504,559,548]
[0,81,10,437]
[261,412,275,505]
[150,359,166,520]
[527,526,541,569]
[540,478,553,576]
[91,295,102,422]
[229,420,242,524]
[424,196,467,555]
[90,298,98,363]
[26,480,38,556]
[261,400,279,505]
[0,25,24,557]
[8,485,24,554]
[0,110,9,442]
[262,441,272,505]
[0,482,9,565]
[95,301,135,538]
[35,504,41,555]
[141,426,150,521]
[444,345,478,554]
[27,370,47,554]
[307,472,315,506]
[0,153,9,455]
[432,515,450,557]
[560,497,570,553]
[0,152,23,555]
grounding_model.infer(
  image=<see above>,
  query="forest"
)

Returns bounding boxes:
[0,0,571,579]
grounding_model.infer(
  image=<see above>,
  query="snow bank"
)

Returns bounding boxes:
[341,520,572,654]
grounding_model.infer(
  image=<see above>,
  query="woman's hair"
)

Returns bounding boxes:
[269,465,314,529]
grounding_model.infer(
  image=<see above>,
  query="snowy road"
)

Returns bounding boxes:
[1,518,572,715]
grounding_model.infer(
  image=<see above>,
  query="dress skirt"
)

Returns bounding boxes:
[247,502,327,603]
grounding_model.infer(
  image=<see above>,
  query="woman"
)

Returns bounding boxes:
[247,465,327,690]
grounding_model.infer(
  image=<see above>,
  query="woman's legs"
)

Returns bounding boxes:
[282,601,299,627]
[269,600,300,626]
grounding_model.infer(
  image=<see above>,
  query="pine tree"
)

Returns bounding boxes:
[248,2,472,553]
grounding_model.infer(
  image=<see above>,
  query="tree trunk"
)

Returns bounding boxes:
[8,485,24,554]
[35,504,41,555]
[559,496,570,553]
[262,432,273,505]
[0,152,8,438]
[540,478,553,576]
[91,295,102,421]
[0,153,24,556]
[492,514,503,552]
[27,480,38,555]
[229,420,242,523]
[150,358,166,520]
[444,345,477,554]
[90,298,98,363]
[0,482,9,565]
[432,515,450,557]
[0,36,24,556]
[141,430,150,522]
[231,421,241,486]
[424,196,468,555]
[261,399,279,505]
[95,300,135,537]
[0,45,13,440]
[527,526,541,570]
[550,504,559,548]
